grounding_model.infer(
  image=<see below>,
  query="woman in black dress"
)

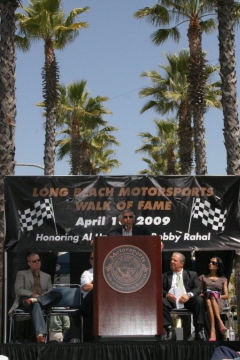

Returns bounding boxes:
[199,257,228,341]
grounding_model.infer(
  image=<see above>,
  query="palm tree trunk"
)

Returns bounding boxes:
[178,100,192,174]
[0,0,18,339]
[217,0,240,174]
[187,18,207,175]
[71,117,81,175]
[43,41,59,175]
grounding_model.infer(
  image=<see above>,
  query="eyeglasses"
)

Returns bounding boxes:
[209,261,218,266]
[123,216,133,219]
[29,259,41,263]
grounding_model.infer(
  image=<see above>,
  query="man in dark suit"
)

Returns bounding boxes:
[9,252,61,343]
[107,209,151,236]
[162,252,206,341]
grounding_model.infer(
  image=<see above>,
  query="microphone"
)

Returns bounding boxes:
[122,224,128,231]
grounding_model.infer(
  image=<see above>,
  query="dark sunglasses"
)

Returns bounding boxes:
[30,259,41,263]
[209,260,218,266]
[123,215,133,219]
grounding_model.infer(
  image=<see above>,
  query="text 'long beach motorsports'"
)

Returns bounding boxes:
[4,175,240,252]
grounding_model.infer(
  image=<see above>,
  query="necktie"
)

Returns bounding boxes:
[177,273,185,295]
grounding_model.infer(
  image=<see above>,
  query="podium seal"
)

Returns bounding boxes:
[103,245,151,293]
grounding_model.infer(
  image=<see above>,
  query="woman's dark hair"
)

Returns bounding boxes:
[206,256,225,277]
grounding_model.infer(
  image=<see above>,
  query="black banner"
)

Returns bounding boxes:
[4,175,240,252]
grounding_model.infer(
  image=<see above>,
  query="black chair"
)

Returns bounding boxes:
[9,308,31,343]
[47,284,83,342]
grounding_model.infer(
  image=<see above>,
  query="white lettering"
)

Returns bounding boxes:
[161,232,182,243]
[75,216,106,228]
[36,234,79,243]
[184,233,211,241]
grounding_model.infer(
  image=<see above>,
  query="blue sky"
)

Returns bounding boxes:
[15,0,237,176]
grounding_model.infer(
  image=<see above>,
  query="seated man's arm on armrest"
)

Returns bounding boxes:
[81,271,93,293]
[81,282,93,293]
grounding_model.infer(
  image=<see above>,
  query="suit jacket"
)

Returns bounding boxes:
[162,269,201,298]
[108,224,151,236]
[9,269,52,315]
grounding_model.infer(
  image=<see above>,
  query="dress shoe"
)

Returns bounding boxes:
[195,325,207,341]
[23,298,37,307]
[163,326,176,341]
[36,334,46,343]
[187,331,195,341]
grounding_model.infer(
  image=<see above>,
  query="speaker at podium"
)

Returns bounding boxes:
[93,235,163,339]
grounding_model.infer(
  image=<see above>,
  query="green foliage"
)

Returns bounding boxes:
[56,80,120,175]
[136,118,180,175]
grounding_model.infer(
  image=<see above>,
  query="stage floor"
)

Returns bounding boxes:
[0,341,239,360]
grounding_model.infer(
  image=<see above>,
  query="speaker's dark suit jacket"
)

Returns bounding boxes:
[107,225,151,236]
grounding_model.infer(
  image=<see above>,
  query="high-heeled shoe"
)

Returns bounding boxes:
[220,326,227,334]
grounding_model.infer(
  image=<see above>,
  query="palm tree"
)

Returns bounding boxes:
[136,119,179,175]
[56,81,120,175]
[139,50,221,175]
[134,0,216,174]
[87,148,121,175]
[215,0,240,175]
[0,0,20,339]
[139,50,192,174]
[15,0,89,175]
[215,0,240,342]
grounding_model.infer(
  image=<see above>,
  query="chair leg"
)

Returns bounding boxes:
[80,316,83,342]
[9,317,13,343]
[9,315,17,343]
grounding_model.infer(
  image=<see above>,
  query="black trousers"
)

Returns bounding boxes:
[163,295,205,327]
[80,290,93,317]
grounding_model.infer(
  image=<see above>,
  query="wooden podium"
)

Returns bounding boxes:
[93,235,163,338]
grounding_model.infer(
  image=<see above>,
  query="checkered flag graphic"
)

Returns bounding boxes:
[18,199,54,232]
[191,197,227,232]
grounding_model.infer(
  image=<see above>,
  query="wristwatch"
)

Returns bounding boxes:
[187,293,193,298]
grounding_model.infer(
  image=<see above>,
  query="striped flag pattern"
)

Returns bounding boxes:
[192,197,227,232]
[18,199,54,232]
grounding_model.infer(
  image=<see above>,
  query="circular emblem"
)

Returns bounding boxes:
[103,245,151,293]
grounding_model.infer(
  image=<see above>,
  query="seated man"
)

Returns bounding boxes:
[71,252,94,325]
[81,252,94,300]
[71,252,94,341]
[79,252,94,319]
[9,252,61,343]
[162,252,206,341]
